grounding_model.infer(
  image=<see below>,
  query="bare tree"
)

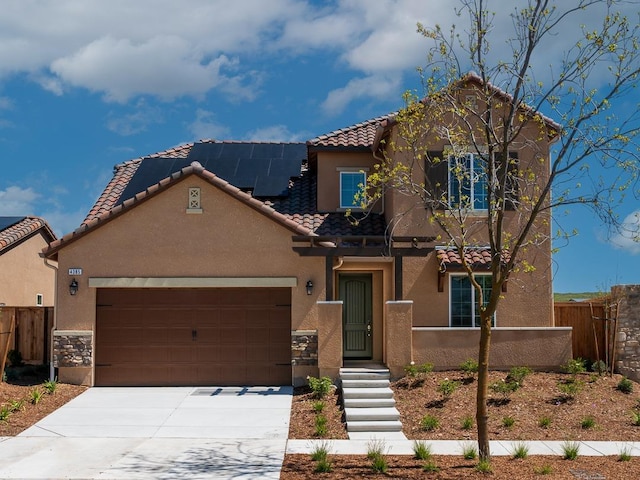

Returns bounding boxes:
[362,0,639,461]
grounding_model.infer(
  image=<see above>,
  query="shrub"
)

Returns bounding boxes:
[310,441,332,461]
[423,461,440,472]
[413,440,432,460]
[580,416,596,429]
[461,415,474,430]
[619,447,632,462]
[404,362,433,378]
[370,454,388,473]
[631,411,640,426]
[489,379,518,399]
[557,379,583,400]
[420,414,440,431]
[314,414,327,437]
[0,406,10,422]
[30,389,43,405]
[591,360,607,375]
[367,439,388,473]
[308,376,332,399]
[314,457,332,473]
[506,366,532,386]
[462,443,478,460]
[562,358,586,377]
[534,464,553,475]
[8,399,24,413]
[562,441,580,460]
[476,459,492,473]
[459,358,478,375]
[437,379,459,398]
[617,377,634,394]
[312,400,325,413]
[7,350,23,367]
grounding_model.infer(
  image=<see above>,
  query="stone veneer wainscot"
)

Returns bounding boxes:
[291,330,318,366]
[53,330,93,368]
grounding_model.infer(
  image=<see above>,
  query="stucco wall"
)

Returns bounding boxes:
[54,175,324,341]
[0,233,56,307]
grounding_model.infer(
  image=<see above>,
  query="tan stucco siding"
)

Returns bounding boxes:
[54,176,323,332]
[316,151,382,213]
[0,233,55,306]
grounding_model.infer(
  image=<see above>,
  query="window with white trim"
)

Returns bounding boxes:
[339,171,366,209]
[450,274,495,327]
[448,153,488,210]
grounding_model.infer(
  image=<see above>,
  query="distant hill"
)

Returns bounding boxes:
[554,292,602,302]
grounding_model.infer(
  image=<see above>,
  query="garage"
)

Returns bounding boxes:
[95,287,292,386]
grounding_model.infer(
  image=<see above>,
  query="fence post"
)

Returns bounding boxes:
[0,309,16,381]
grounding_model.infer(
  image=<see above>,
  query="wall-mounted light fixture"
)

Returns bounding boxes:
[69,279,79,296]
[306,280,313,295]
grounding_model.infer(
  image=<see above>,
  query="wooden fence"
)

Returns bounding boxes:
[0,307,53,366]
[554,301,611,365]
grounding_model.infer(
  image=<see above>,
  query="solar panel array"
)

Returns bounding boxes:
[0,216,26,231]
[117,142,307,205]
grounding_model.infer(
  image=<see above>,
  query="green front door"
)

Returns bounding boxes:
[339,274,373,359]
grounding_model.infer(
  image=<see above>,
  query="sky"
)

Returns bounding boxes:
[0,0,637,293]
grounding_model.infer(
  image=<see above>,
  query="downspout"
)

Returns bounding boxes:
[42,256,58,382]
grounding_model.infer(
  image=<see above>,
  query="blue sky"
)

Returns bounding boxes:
[0,0,637,293]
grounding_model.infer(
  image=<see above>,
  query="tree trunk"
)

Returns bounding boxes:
[476,314,492,461]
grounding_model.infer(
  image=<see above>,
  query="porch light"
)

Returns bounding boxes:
[69,279,79,296]
[306,280,313,295]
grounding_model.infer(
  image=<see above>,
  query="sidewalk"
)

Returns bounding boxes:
[286,439,640,457]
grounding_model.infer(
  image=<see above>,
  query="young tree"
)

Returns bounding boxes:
[362,0,639,461]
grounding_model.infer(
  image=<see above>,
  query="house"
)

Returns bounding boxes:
[44,76,572,387]
[0,216,56,307]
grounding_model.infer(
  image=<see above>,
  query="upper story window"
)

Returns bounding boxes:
[449,153,488,210]
[339,170,367,209]
[450,274,496,327]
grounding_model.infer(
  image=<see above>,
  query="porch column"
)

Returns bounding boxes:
[385,300,413,379]
[317,300,343,381]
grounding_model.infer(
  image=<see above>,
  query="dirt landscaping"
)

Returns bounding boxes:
[284,369,640,478]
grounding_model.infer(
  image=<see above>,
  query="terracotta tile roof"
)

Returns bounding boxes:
[436,247,510,269]
[0,216,56,254]
[307,114,393,149]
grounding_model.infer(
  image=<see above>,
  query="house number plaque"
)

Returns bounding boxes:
[68,268,83,276]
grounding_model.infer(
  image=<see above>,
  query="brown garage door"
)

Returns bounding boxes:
[95,288,291,386]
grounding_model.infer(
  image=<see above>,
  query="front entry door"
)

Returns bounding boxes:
[339,274,373,359]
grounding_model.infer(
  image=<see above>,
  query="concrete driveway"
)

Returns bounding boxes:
[0,386,292,479]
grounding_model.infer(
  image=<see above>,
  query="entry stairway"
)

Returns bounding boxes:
[340,366,407,440]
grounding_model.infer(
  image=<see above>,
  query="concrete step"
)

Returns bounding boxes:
[348,431,408,440]
[339,368,390,381]
[341,378,390,389]
[346,420,403,432]
[345,407,400,422]
[342,387,394,399]
[343,397,396,409]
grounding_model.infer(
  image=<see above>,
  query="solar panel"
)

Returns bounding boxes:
[115,142,307,206]
[0,216,26,231]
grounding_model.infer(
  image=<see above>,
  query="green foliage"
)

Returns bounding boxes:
[310,441,331,461]
[413,440,432,460]
[630,411,640,426]
[437,378,459,398]
[562,358,586,377]
[461,415,474,430]
[366,439,388,473]
[557,379,583,400]
[561,441,580,460]
[314,414,327,437]
[538,416,552,428]
[459,358,478,375]
[580,416,596,429]
[404,362,433,377]
[462,443,478,460]
[591,360,607,375]
[43,378,58,395]
[617,377,634,394]
[420,414,440,431]
[8,399,24,412]
[370,454,388,473]
[618,447,632,462]
[502,416,515,428]
[534,464,553,475]
[30,389,43,405]
[307,376,332,399]
[0,405,10,422]
[475,459,492,473]
[313,457,332,473]
[506,366,532,386]
[311,400,325,413]
[489,379,518,399]
[422,461,440,472]
[511,442,529,459]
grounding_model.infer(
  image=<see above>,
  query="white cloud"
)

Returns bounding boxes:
[106,100,164,136]
[243,125,309,142]
[39,208,88,237]
[611,211,640,254]
[321,74,402,116]
[188,109,231,141]
[0,186,38,215]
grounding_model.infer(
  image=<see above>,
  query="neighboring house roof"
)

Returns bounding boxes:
[307,114,393,150]
[436,247,511,270]
[0,216,56,255]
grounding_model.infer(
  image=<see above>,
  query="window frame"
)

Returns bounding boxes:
[449,273,496,328]
[448,153,489,211]
[338,169,368,209]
